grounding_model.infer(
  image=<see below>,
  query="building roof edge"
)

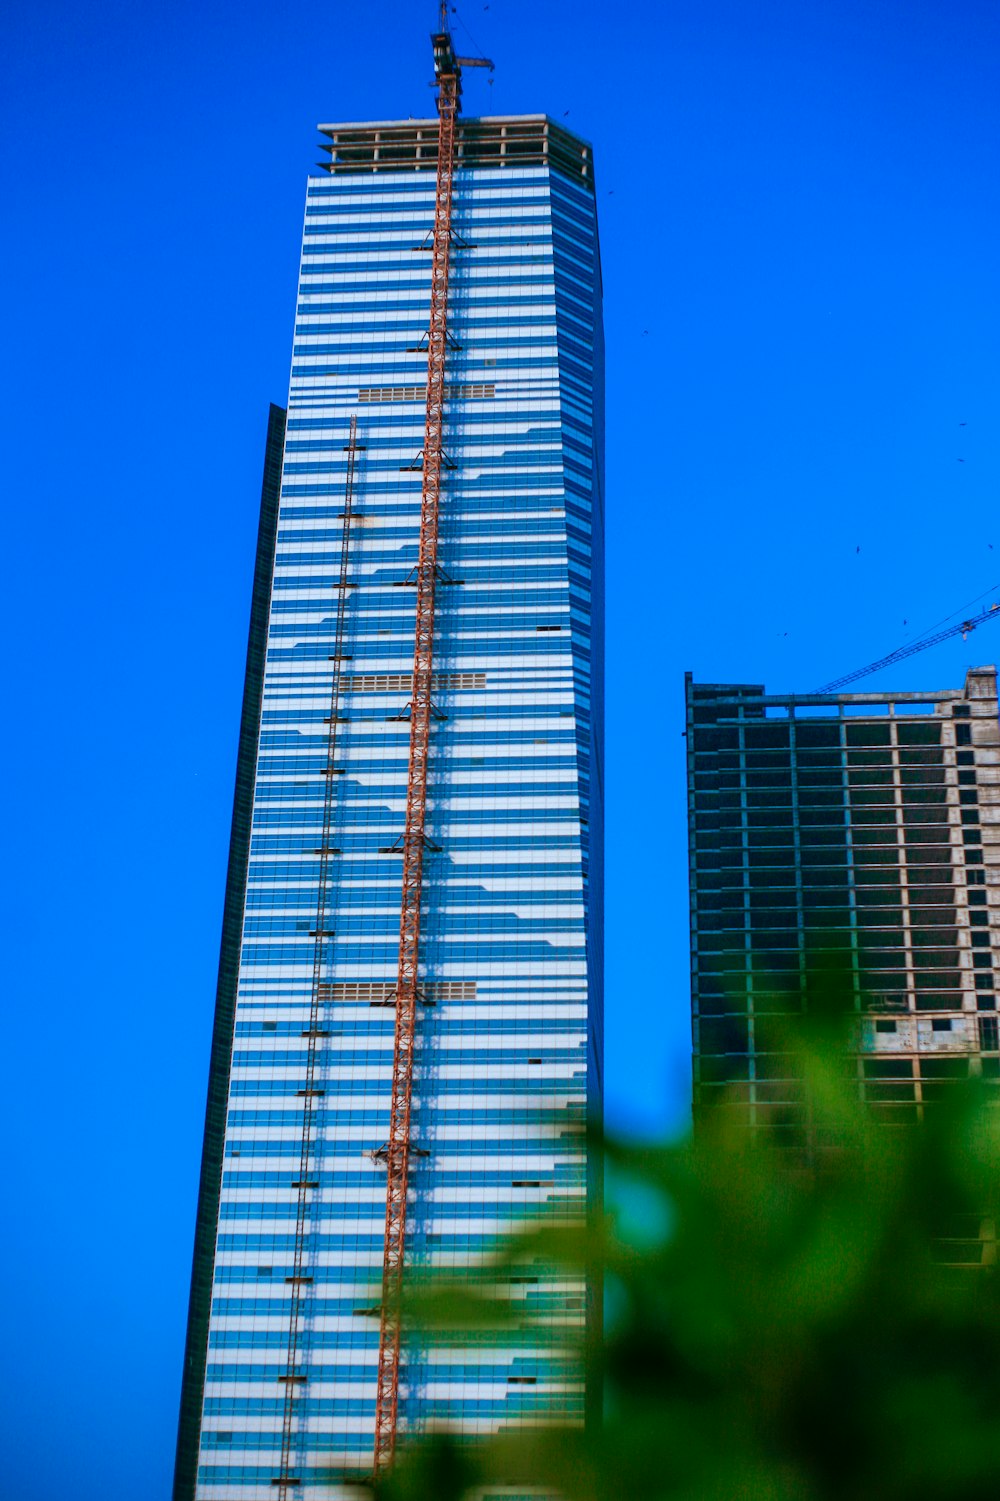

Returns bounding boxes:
[317,113,594,148]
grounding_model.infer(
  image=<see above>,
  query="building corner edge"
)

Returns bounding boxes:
[171,403,286,1501]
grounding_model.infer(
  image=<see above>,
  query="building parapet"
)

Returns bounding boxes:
[317,114,595,190]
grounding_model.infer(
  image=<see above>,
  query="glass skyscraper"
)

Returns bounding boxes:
[174,111,604,1498]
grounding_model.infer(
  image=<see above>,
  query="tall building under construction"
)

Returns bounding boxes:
[173,23,603,1501]
[686,667,1000,1130]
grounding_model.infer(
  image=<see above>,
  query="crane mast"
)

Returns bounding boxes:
[372,15,490,1477]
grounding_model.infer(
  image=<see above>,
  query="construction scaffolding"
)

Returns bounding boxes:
[275,415,362,1500]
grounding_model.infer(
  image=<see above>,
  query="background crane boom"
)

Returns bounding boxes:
[817,601,1000,693]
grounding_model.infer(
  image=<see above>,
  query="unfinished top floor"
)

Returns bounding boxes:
[316,114,595,191]
[686,665,1000,730]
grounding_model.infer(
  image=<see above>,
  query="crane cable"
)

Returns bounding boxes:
[817,590,1000,693]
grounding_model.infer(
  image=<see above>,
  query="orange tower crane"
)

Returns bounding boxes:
[372,12,492,1477]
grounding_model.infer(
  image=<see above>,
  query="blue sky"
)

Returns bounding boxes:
[2,0,999,1497]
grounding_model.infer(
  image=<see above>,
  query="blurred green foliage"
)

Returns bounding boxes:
[360,1038,1000,1501]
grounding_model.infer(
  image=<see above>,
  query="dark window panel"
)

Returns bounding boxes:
[713,792,743,811]
[906,886,957,906]
[754,1049,805,1079]
[907,858,956,879]
[846,725,893,747]
[698,1055,750,1083]
[752,961,803,989]
[745,791,794,810]
[914,992,964,1010]
[798,812,847,832]
[858,972,908,993]
[799,831,851,849]
[855,890,903,908]
[901,806,950,825]
[696,912,745,933]
[755,1081,807,1105]
[920,1057,970,1079]
[899,765,947,785]
[801,898,852,917]
[749,912,800,932]
[696,972,743,999]
[749,889,798,907]
[852,808,899,828]
[743,727,791,750]
[856,908,905,928]
[697,869,746,889]
[851,831,900,850]
[865,1083,917,1103]
[905,845,953,865]
[896,725,942,746]
[795,725,841,748]
[897,749,945,767]
[696,992,750,1017]
[853,875,903,894]
[747,771,794,790]
[699,888,746,907]
[863,1058,914,1078]
[698,1017,749,1055]
[796,769,844,789]
[849,791,896,810]
[979,1016,999,1051]
[699,934,752,955]
[694,729,741,751]
[800,867,852,886]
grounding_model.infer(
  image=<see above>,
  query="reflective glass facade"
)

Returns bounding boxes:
[175,114,604,1499]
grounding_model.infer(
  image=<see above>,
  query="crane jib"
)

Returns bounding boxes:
[817,602,1000,694]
